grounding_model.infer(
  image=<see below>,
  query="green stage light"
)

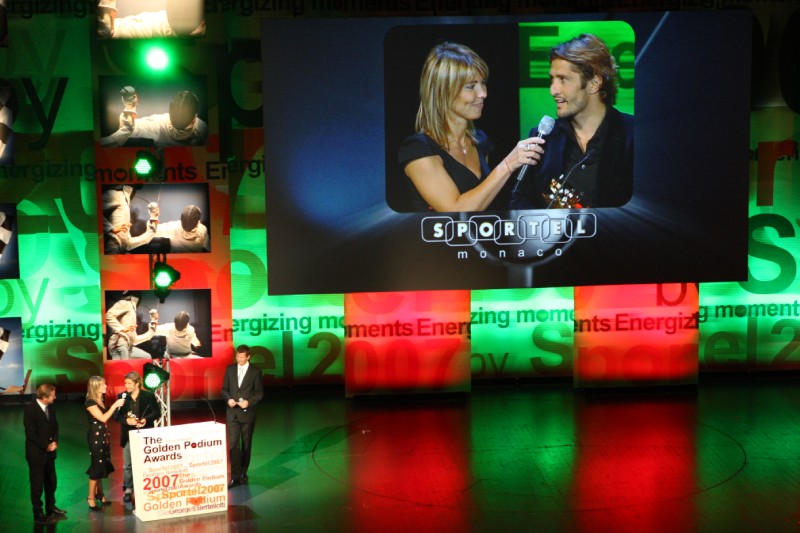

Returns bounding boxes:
[145,46,170,71]
[134,157,152,175]
[153,261,181,303]
[143,362,170,390]
[134,150,162,180]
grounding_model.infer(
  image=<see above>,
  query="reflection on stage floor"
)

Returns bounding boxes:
[2,378,799,532]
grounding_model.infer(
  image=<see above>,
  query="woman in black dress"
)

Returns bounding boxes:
[85,376,125,509]
[399,42,544,212]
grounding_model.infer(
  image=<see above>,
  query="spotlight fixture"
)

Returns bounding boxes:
[134,150,163,181]
[152,261,180,303]
[150,252,181,303]
[143,362,170,391]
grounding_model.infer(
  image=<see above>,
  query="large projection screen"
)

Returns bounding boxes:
[264,11,750,295]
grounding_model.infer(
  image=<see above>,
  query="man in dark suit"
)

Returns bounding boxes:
[24,383,67,524]
[113,371,162,502]
[221,344,263,488]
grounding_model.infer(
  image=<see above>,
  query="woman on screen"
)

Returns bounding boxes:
[398,42,543,212]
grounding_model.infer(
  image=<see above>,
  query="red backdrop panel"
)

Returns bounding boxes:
[344,291,472,396]
[574,284,699,388]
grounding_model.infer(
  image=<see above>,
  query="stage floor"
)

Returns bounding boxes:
[2,378,800,532]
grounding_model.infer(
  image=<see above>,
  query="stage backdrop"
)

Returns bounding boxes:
[1,3,799,398]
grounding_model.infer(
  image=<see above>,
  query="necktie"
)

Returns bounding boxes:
[44,406,49,420]
[238,366,244,386]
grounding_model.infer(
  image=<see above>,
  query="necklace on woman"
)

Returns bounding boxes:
[451,138,469,155]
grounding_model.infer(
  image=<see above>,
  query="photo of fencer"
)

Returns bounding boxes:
[101,183,210,255]
[0,0,8,47]
[0,318,25,393]
[152,310,202,358]
[0,324,11,361]
[102,184,150,254]
[98,80,209,148]
[97,0,205,39]
[150,203,210,253]
[104,291,156,360]
[0,203,20,279]
[103,289,211,361]
[1,370,30,396]
[0,80,16,166]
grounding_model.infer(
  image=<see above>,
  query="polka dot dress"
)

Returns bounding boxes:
[85,399,115,479]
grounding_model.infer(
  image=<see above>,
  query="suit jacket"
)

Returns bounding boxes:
[221,363,263,423]
[510,106,634,209]
[24,400,58,465]
[113,388,162,447]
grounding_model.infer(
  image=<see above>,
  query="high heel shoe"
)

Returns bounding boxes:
[87,497,100,510]
[96,493,110,505]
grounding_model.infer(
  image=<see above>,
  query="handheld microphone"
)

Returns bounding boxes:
[117,392,127,412]
[515,116,555,184]
[536,115,556,139]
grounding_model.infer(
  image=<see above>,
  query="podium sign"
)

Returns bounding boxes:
[130,421,228,521]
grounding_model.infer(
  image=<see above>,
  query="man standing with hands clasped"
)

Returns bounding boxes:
[24,384,67,524]
[221,344,263,488]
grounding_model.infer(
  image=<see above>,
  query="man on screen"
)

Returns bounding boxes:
[510,34,634,209]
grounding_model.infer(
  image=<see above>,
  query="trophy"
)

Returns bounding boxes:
[543,177,584,209]
[149,308,159,331]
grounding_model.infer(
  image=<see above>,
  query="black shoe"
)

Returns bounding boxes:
[241,474,248,484]
[228,479,240,489]
[48,506,67,515]
[33,513,52,524]
[123,492,132,503]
